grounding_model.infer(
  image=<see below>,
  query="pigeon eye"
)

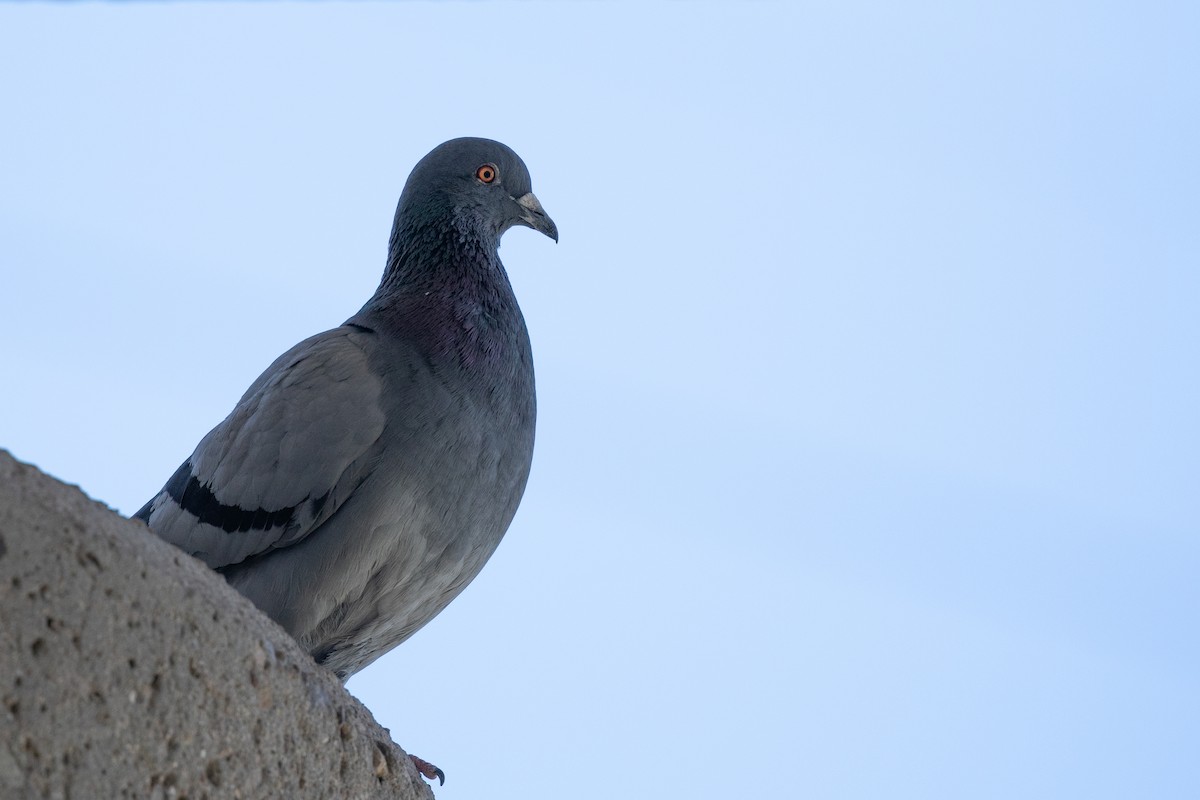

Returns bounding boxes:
[476,164,498,184]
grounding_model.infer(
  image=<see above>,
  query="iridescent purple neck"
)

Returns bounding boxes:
[354,215,525,372]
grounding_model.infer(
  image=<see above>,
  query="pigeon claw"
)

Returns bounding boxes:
[409,754,446,786]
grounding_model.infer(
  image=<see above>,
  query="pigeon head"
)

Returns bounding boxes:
[395,137,558,246]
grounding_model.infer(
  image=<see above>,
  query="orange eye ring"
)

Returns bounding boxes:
[476,163,498,184]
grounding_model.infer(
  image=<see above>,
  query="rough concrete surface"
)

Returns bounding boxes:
[0,450,435,800]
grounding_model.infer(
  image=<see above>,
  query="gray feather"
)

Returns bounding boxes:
[136,137,554,680]
[139,326,385,569]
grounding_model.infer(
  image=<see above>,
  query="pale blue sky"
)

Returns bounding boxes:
[1,2,1197,798]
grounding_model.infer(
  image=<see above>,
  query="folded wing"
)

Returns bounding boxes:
[134,326,387,570]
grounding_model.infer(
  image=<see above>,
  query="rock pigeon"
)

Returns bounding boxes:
[134,137,556,684]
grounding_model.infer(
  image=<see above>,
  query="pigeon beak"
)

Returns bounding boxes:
[515,192,558,243]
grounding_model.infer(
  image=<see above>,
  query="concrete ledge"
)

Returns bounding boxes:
[0,450,434,800]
